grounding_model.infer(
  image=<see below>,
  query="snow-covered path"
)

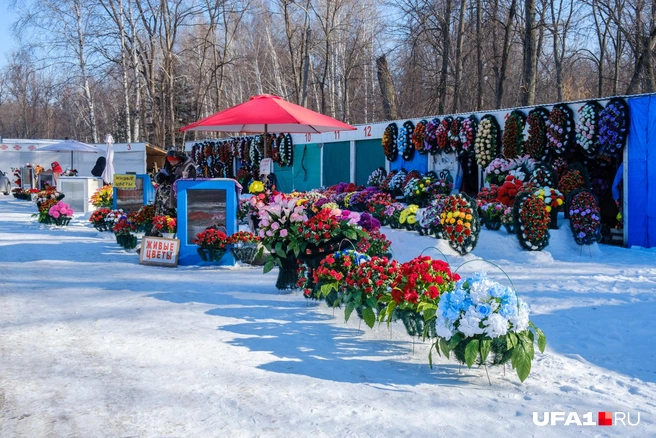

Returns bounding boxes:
[0,195,654,437]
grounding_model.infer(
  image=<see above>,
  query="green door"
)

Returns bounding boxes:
[355,139,386,186]
[292,143,321,191]
[322,141,350,186]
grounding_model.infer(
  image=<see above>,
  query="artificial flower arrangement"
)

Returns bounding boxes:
[386,169,407,195]
[130,204,156,233]
[367,167,387,188]
[89,208,112,231]
[300,249,370,307]
[412,120,428,154]
[568,190,601,245]
[474,115,499,168]
[497,175,524,207]
[402,170,421,191]
[380,202,405,228]
[436,117,452,153]
[249,136,264,173]
[440,194,480,255]
[237,197,256,222]
[276,133,294,167]
[476,185,499,205]
[417,196,449,237]
[501,206,515,234]
[558,168,586,198]
[430,272,546,382]
[529,165,557,188]
[481,202,505,230]
[403,176,433,206]
[483,158,509,185]
[152,215,177,234]
[514,192,550,251]
[380,256,460,338]
[546,103,574,156]
[483,154,538,187]
[379,170,398,192]
[193,227,230,262]
[552,157,569,181]
[112,215,138,249]
[382,123,398,161]
[458,115,478,158]
[249,180,265,195]
[399,120,415,161]
[90,185,113,208]
[448,117,462,152]
[576,101,603,158]
[427,177,453,197]
[356,230,392,258]
[525,107,549,161]
[597,98,629,158]
[533,187,564,214]
[40,201,74,226]
[228,231,261,264]
[398,204,420,230]
[364,192,393,223]
[502,110,526,159]
[343,256,400,328]
[424,118,440,154]
[12,188,36,201]
[299,208,363,255]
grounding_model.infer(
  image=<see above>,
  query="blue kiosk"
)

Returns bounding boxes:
[112,174,155,212]
[176,178,239,266]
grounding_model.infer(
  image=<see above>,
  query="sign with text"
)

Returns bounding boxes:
[113,174,137,189]
[259,158,273,175]
[139,237,180,267]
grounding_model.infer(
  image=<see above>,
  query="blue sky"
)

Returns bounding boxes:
[0,2,18,68]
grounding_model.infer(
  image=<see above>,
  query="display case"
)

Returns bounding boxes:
[37,171,55,190]
[177,179,239,265]
[20,167,35,190]
[58,177,103,214]
[112,174,155,213]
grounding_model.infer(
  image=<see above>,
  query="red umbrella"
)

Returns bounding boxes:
[180,94,356,134]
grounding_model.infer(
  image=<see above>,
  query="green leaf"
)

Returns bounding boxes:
[275,241,284,256]
[422,307,436,322]
[362,307,376,329]
[536,328,547,353]
[384,301,397,326]
[439,337,450,358]
[428,347,434,369]
[506,332,518,349]
[479,339,491,364]
[512,343,532,382]
[293,246,300,257]
[319,282,337,298]
[263,260,275,274]
[255,246,264,259]
[345,302,357,322]
[448,332,464,349]
[464,339,480,368]
[343,229,357,240]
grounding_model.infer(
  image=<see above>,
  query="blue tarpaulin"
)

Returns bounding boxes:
[627,96,655,248]
[390,151,428,174]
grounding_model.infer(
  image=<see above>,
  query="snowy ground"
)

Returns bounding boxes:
[0,195,654,437]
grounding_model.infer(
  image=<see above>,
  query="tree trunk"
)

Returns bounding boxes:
[452,0,467,113]
[521,0,537,106]
[438,0,452,114]
[74,0,98,143]
[495,0,517,108]
[376,54,398,120]
[476,0,484,110]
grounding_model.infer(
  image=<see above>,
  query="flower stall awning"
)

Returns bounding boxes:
[37,139,99,169]
[179,94,356,134]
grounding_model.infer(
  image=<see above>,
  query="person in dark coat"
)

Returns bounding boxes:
[91,157,106,178]
[153,148,197,217]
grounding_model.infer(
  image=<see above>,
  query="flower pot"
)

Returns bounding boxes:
[197,247,227,262]
[453,336,513,366]
[276,255,299,290]
[503,223,516,234]
[162,232,176,239]
[230,244,259,264]
[549,210,559,230]
[116,233,138,250]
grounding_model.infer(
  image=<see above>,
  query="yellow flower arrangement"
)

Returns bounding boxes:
[249,180,265,194]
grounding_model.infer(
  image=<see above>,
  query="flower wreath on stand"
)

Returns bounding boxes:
[448,117,462,152]
[249,136,263,177]
[367,167,387,188]
[412,120,428,154]
[436,117,452,153]
[278,133,294,167]
[514,192,550,251]
[418,196,449,238]
[558,167,587,199]
[424,118,440,154]
[568,189,601,245]
[440,193,480,255]
[529,165,558,188]
[459,115,478,159]
[546,104,574,157]
[382,123,398,161]
[502,110,525,159]
[398,120,415,161]
[431,272,546,382]
[576,101,603,158]
[525,107,549,161]
[474,115,499,169]
[597,98,629,159]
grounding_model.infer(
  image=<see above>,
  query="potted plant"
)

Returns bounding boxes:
[193,227,229,262]
[228,231,260,264]
[152,215,177,238]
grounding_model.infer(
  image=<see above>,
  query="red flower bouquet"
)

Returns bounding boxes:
[558,169,585,197]
[502,110,525,159]
[515,193,550,251]
[525,107,549,161]
[193,227,229,262]
[89,208,112,231]
[412,120,428,154]
[356,230,392,257]
[497,175,524,207]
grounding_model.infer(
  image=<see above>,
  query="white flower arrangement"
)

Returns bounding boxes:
[397,125,409,156]
[474,116,498,168]
[367,168,387,187]
[387,169,407,192]
[576,103,600,157]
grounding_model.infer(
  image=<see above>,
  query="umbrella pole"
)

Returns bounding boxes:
[263,124,268,157]
[70,151,74,170]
